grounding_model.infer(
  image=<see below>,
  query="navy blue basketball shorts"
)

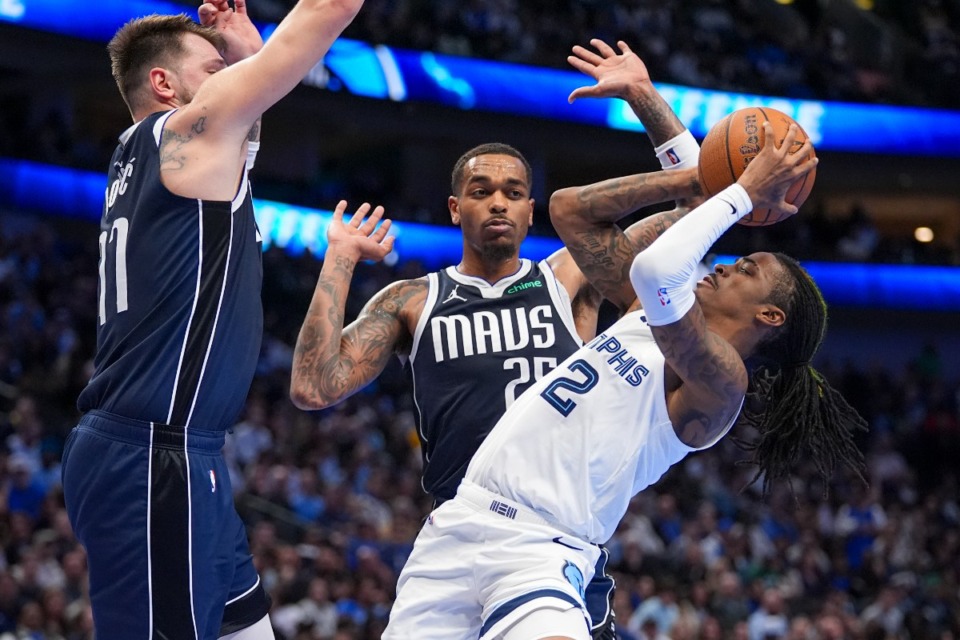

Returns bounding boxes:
[62,410,270,640]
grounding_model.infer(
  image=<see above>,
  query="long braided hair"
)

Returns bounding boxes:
[737,253,867,495]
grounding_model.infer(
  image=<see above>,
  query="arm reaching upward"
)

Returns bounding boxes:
[160,0,364,199]
[289,201,428,410]
[551,38,703,313]
[550,169,701,313]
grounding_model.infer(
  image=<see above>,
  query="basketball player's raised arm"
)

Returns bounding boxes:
[550,38,703,313]
[630,124,817,442]
[290,201,421,410]
[162,0,364,197]
[550,170,700,313]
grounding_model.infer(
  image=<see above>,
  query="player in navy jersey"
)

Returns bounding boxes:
[289,42,706,635]
[61,1,367,638]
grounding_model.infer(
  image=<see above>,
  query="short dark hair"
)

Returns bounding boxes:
[450,143,532,195]
[107,14,225,113]
[738,253,867,495]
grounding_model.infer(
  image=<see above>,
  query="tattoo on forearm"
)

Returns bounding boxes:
[627,93,684,147]
[627,209,685,253]
[579,175,670,222]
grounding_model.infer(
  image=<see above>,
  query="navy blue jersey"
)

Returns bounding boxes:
[408,259,582,500]
[77,111,263,431]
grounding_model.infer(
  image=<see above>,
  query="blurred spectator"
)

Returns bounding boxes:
[747,587,789,640]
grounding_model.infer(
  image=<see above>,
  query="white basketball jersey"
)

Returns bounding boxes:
[465,311,731,544]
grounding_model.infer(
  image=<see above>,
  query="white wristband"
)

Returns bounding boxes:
[654,129,700,170]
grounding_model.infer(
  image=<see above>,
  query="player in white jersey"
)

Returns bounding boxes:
[292,38,711,640]
[383,67,867,638]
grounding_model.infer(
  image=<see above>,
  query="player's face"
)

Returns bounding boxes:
[695,252,786,324]
[449,154,534,262]
[169,33,227,105]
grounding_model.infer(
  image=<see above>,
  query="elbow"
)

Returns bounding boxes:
[548,188,579,230]
[629,248,662,293]
[289,381,330,411]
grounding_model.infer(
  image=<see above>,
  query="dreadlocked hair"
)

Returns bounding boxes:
[735,253,867,497]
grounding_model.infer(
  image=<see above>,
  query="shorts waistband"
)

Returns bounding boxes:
[77,410,225,452]
[456,480,581,539]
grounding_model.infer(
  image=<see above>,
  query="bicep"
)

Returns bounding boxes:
[340,279,424,380]
[650,305,747,441]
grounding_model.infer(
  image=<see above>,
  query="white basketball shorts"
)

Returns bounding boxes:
[383,480,600,640]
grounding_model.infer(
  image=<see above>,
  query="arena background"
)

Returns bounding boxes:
[0,0,959,638]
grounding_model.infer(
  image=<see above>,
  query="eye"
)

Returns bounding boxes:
[738,264,750,274]
[471,188,487,197]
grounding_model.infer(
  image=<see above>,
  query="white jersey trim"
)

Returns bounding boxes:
[166,202,204,424]
[408,274,438,365]
[184,202,234,427]
[443,259,533,298]
[539,259,582,346]
[152,110,176,146]
[408,275,438,466]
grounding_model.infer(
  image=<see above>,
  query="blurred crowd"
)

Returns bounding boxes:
[218,0,960,109]
[0,213,958,639]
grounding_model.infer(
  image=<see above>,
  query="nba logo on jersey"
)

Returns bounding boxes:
[209,470,216,493]
[657,287,671,306]
[665,148,680,166]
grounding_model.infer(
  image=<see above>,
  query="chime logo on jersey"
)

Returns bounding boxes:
[505,279,541,295]
[430,304,556,362]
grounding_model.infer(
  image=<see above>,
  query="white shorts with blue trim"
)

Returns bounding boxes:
[383,480,600,640]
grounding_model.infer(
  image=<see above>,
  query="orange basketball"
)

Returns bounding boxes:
[697,107,816,227]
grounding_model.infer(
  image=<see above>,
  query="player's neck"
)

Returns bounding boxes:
[456,253,523,284]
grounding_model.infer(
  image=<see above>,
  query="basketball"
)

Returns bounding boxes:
[697,107,816,226]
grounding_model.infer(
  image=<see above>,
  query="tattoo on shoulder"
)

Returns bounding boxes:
[159,116,207,171]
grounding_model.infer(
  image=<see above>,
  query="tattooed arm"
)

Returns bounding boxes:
[567,38,684,147]
[549,168,700,313]
[289,201,410,410]
[550,37,703,314]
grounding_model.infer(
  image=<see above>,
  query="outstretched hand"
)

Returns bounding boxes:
[198,0,263,65]
[567,39,651,104]
[737,122,818,218]
[326,201,395,262]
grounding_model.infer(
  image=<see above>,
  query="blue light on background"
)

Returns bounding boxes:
[2,158,958,312]
[5,0,960,156]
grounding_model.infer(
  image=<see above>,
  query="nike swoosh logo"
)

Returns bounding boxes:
[552,536,583,551]
[719,199,737,215]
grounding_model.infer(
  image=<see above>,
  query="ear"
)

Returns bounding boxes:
[448,195,461,226]
[148,67,177,102]
[527,198,535,227]
[756,304,786,329]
